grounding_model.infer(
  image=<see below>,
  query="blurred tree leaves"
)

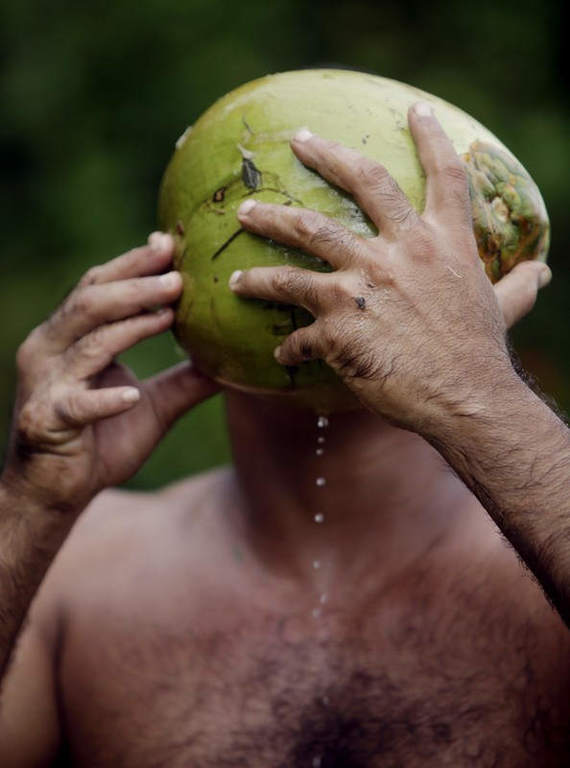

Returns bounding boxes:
[1,0,568,488]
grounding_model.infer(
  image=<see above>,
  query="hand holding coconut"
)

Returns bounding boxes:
[2,233,218,515]
[230,103,551,436]
[231,104,570,624]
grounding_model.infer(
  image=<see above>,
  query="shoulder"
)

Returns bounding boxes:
[38,465,231,609]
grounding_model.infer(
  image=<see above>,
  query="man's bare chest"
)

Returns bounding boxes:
[56,595,568,768]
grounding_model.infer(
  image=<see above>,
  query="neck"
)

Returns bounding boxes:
[224,390,475,585]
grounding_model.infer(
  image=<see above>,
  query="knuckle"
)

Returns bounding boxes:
[389,204,415,227]
[293,211,320,240]
[70,287,96,318]
[440,160,468,188]
[309,223,344,249]
[77,326,107,360]
[282,328,318,363]
[78,265,103,288]
[326,337,385,382]
[273,268,303,294]
[299,340,314,360]
[57,390,84,426]
[281,331,302,359]
[16,336,35,373]
[357,159,389,189]
[123,279,144,302]
[17,401,44,444]
[518,278,538,315]
[16,326,49,372]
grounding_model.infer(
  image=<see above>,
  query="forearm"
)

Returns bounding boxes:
[0,482,74,678]
[427,372,570,625]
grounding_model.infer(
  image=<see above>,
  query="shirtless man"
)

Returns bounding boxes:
[0,104,568,767]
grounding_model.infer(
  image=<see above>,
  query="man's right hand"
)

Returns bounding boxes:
[1,231,219,514]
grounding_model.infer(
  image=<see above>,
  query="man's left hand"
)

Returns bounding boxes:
[229,103,551,433]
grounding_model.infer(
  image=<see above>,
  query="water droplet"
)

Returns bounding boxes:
[317,415,329,429]
[312,756,322,768]
[314,513,325,524]
[312,607,321,619]
[312,560,321,570]
[317,436,325,444]
[320,593,328,604]
[315,448,324,456]
[315,477,326,487]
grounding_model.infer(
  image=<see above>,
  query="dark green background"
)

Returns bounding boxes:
[1,0,568,489]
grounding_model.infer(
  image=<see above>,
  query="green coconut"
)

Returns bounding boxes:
[158,69,549,412]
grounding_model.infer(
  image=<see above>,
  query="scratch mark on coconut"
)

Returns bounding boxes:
[238,187,303,206]
[242,115,255,136]
[211,227,247,260]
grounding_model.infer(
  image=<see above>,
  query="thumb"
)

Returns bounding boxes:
[143,361,220,433]
[494,261,552,330]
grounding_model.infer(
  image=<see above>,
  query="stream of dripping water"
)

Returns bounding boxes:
[311,414,331,768]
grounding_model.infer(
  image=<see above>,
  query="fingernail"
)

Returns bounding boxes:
[293,127,313,143]
[538,264,552,288]
[149,232,172,253]
[122,388,140,403]
[273,345,282,361]
[160,271,181,289]
[414,101,433,117]
[237,199,257,216]
[229,270,243,289]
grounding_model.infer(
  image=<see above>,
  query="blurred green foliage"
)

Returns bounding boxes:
[1,0,568,489]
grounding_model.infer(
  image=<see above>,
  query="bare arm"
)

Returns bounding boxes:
[0,231,218,680]
[428,373,570,624]
[0,487,72,680]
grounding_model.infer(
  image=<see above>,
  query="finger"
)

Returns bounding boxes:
[494,261,552,330]
[229,265,331,314]
[236,200,362,269]
[274,323,327,367]
[55,385,141,427]
[290,130,419,238]
[143,362,220,432]
[65,308,174,379]
[77,232,175,288]
[407,102,471,228]
[45,271,182,350]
